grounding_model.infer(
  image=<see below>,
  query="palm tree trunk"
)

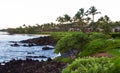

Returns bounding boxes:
[92,14,95,31]
[92,14,94,23]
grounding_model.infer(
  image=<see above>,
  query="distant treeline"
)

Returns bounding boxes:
[3,6,120,34]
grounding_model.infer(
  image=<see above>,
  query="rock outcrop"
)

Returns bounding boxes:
[0,59,66,73]
[20,36,56,46]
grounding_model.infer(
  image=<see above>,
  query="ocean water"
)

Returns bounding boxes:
[0,32,59,63]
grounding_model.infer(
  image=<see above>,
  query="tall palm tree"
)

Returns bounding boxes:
[86,6,101,31]
[86,6,101,22]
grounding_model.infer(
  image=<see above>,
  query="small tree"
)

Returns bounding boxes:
[54,32,89,56]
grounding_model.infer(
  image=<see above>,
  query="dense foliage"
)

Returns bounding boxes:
[62,57,115,73]
[54,32,120,58]
[78,39,109,57]
[79,39,120,57]
[111,33,120,38]
[54,32,89,54]
[111,57,120,73]
[89,32,110,40]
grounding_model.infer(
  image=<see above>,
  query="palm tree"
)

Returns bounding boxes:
[73,8,87,32]
[64,14,71,22]
[86,6,101,22]
[86,6,101,31]
[73,8,85,21]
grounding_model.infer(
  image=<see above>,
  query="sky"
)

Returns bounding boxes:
[0,0,120,29]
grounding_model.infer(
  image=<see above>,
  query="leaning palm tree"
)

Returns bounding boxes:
[73,8,85,21]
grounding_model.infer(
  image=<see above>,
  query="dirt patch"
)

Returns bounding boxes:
[91,53,113,58]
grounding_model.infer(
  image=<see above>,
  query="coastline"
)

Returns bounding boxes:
[0,58,66,73]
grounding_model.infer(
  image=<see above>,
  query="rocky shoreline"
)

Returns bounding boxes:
[0,59,66,73]
[20,36,57,46]
[0,36,66,73]
[10,36,57,49]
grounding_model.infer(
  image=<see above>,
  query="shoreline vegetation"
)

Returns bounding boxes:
[0,32,119,73]
[0,6,120,73]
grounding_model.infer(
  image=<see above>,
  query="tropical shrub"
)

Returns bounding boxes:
[50,32,71,42]
[105,39,120,50]
[89,32,110,40]
[54,32,89,54]
[111,57,120,73]
[62,57,115,73]
[107,49,120,57]
[78,39,119,57]
[78,39,107,57]
[111,33,120,38]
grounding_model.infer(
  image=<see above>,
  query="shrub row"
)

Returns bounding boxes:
[62,57,120,73]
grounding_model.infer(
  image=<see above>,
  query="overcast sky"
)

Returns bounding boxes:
[0,0,120,29]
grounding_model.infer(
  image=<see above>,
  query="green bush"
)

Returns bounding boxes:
[111,33,120,38]
[62,57,115,73]
[111,57,120,73]
[107,49,120,57]
[50,32,70,41]
[54,32,89,54]
[105,39,120,50]
[78,39,118,57]
[89,32,110,40]
[50,32,85,42]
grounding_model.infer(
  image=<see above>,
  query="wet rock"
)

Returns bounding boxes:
[28,43,34,46]
[22,43,36,47]
[22,44,28,47]
[10,42,20,47]
[26,55,48,58]
[47,57,52,61]
[42,46,54,50]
